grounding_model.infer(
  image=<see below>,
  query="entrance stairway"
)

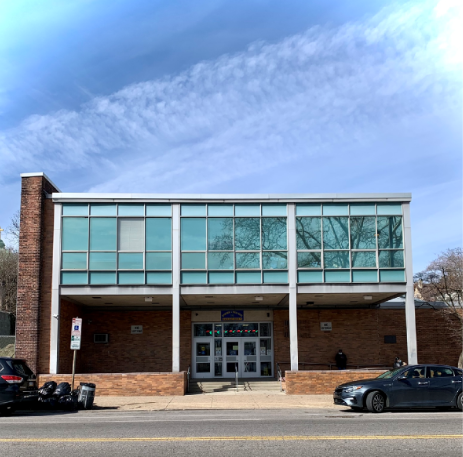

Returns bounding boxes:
[189,379,281,394]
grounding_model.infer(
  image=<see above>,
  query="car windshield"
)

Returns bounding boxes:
[376,367,404,379]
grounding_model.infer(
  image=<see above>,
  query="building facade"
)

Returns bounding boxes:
[14,173,461,393]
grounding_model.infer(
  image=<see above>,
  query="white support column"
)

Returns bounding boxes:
[288,203,299,371]
[403,202,417,365]
[50,203,62,374]
[172,204,181,372]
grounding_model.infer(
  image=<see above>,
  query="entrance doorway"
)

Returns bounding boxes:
[192,322,273,379]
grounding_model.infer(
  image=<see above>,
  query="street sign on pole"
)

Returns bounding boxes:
[71,317,82,350]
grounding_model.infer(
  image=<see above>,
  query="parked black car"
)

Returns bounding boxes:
[334,364,463,413]
[0,357,38,415]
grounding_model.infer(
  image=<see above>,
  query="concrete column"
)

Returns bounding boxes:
[172,204,181,372]
[288,203,298,371]
[403,202,418,365]
[49,203,62,374]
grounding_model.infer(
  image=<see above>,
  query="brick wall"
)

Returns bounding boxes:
[55,306,192,375]
[285,370,385,395]
[274,308,462,376]
[37,372,187,396]
[16,175,58,373]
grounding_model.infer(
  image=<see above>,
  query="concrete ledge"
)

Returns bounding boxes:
[285,370,385,395]
[37,372,187,396]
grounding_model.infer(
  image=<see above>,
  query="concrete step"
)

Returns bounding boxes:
[188,380,281,394]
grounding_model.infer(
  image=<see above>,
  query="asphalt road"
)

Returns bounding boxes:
[0,408,461,456]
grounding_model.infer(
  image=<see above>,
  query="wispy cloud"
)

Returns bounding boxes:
[0,0,460,192]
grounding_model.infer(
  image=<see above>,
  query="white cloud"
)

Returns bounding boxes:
[0,0,460,193]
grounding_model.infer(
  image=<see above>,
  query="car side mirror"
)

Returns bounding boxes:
[397,375,407,381]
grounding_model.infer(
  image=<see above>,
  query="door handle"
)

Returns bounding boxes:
[451,380,462,383]
[417,382,429,385]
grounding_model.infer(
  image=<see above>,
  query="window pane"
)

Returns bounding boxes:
[61,271,87,284]
[262,217,287,250]
[379,269,405,282]
[236,271,261,284]
[325,270,350,282]
[146,218,171,250]
[235,218,260,250]
[350,217,376,249]
[297,252,321,268]
[146,272,172,284]
[352,270,377,282]
[262,251,287,269]
[146,252,171,270]
[118,204,144,216]
[323,204,348,216]
[62,218,88,251]
[181,204,206,216]
[296,217,321,249]
[323,217,349,249]
[182,252,205,269]
[379,250,404,268]
[207,252,233,269]
[261,204,287,216]
[181,218,206,250]
[296,204,321,216]
[352,251,377,268]
[118,272,144,284]
[194,324,213,337]
[236,252,260,269]
[350,204,376,215]
[62,204,88,216]
[324,251,349,268]
[119,253,143,269]
[208,204,233,216]
[90,204,116,216]
[181,272,207,284]
[118,218,144,251]
[89,272,116,285]
[298,271,323,283]
[263,271,288,283]
[234,204,260,216]
[62,253,87,269]
[208,218,233,250]
[377,204,402,215]
[146,204,172,216]
[209,272,234,284]
[377,217,403,248]
[90,218,117,251]
[89,252,117,270]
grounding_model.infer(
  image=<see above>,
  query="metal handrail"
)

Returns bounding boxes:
[277,363,283,392]
[187,366,191,394]
[235,363,239,392]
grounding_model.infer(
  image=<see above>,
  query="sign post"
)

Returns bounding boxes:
[70,317,82,390]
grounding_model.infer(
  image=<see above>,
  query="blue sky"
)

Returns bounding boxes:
[0,0,461,272]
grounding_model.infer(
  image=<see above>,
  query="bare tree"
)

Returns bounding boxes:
[414,248,463,367]
[0,249,18,317]
[6,210,20,251]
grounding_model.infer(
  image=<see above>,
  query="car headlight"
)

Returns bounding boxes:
[344,386,363,393]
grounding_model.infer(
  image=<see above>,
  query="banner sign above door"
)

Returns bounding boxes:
[221,310,244,321]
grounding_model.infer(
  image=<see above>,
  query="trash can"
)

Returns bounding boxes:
[78,383,96,410]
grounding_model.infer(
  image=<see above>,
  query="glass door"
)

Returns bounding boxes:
[225,341,239,377]
[194,341,213,378]
[241,340,258,378]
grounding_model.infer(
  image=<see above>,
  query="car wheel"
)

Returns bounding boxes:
[366,391,385,413]
[457,392,462,411]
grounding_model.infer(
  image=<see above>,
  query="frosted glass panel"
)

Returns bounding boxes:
[377,204,402,215]
[325,270,350,282]
[146,272,172,284]
[90,204,116,216]
[262,218,287,250]
[352,251,377,268]
[181,218,206,250]
[235,204,260,216]
[62,218,88,251]
[350,217,376,249]
[62,204,88,216]
[235,218,260,250]
[182,252,205,269]
[208,218,233,250]
[323,204,348,216]
[62,253,87,269]
[118,204,144,216]
[89,272,116,284]
[118,253,143,269]
[89,252,116,270]
[208,204,233,216]
[118,272,144,284]
[236,271,262,284]
[352,270,378,282]
[146,218,171,250]
[146,204,172,216]
[298,271,323,283]
[261,204,287,216]
[297,252,321,268]
[296,217,321,249]
[146,252,171,270]
[90,218,117,251]
[380,269,405,282]
[181,204,206,216]
[236,252,260,269]
[323,217,349,249]
[118,218,144,251]
[296,204,321,216]
[209,272,234,284]
[181,272,207,284]
[350,204,376,215]
[263,271,288,283]
[61,272,87,285]
[262,251,287,269]
[208,252,234,269]
[379,250,404,268]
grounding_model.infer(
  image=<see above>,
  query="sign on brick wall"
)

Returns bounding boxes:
[131,325,143,334]
[320,322,332,332]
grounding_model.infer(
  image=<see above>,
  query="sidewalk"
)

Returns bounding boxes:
[93,392,336,411]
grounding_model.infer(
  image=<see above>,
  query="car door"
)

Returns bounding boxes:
[391,366,431,407]
[426,366,461,406]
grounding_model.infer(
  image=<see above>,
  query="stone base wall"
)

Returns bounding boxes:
[285,370,385,395]
[37,372,187,396]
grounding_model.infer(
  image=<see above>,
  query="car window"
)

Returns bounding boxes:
[401,367,425,379]
[5,360,33,377]
[454,368,462,376]
[377,367,403,379]
[427,366,456,378]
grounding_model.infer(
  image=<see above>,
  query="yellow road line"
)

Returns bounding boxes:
[0,435,461,443]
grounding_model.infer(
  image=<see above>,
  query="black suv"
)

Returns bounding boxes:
[334,364,463,413]
[0,357,38,415]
